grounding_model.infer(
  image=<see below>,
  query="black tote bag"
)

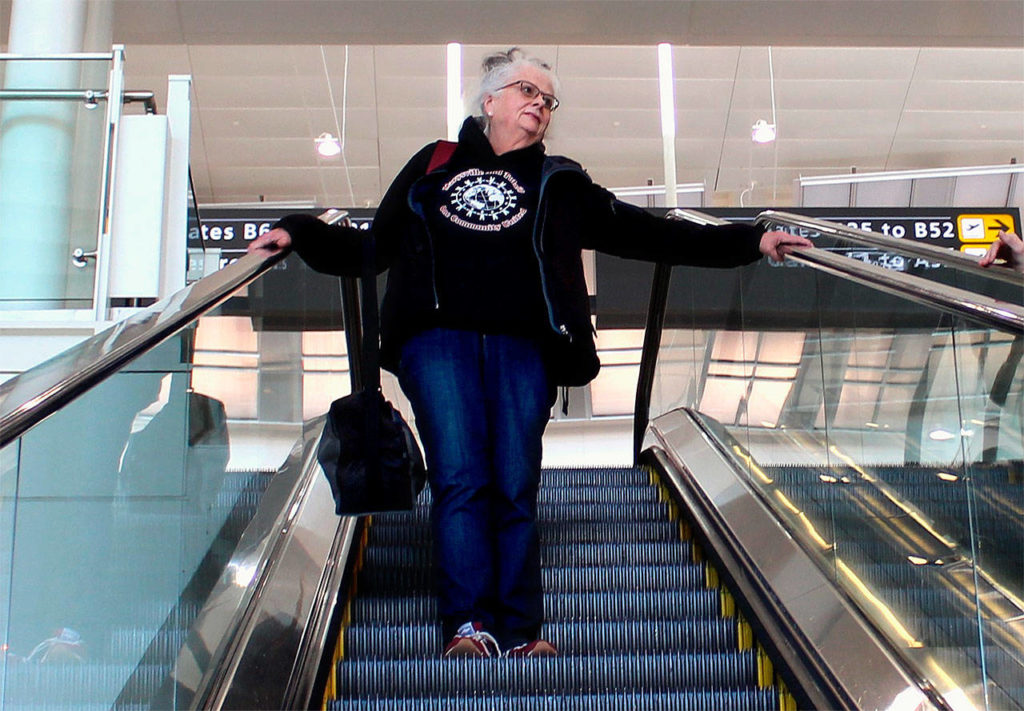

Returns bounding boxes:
[317,237,426,515]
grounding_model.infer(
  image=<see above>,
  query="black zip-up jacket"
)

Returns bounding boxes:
[275,117,765,386]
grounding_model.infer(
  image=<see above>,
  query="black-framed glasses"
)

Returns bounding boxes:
[498,80,560,111]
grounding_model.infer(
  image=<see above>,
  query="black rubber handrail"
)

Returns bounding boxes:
[0,209,346,449]
[758,209,1024,288]
[631,208,1024,462]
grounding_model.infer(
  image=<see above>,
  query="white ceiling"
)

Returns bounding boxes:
[3,0,1023,207]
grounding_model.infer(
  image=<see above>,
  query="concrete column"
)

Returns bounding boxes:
[66,0,113,302]
[0,0,87,307]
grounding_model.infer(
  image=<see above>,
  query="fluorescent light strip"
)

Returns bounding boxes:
[611,182,705,198]
[657,43,677,208]
[801,163,1024,186]
[446,43,462,141]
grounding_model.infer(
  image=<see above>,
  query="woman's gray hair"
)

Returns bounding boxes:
[472,47,560,128]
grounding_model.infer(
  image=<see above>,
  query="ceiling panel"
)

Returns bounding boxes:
[6,1,1016,208]
[915,47,1024,81]
[772,47,919,81]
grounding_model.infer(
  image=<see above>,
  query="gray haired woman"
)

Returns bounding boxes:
[250,47,809,659]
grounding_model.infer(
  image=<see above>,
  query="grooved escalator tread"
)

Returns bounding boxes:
[332,466,778,709]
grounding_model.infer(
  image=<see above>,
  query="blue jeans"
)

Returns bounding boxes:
[397,328,553,649]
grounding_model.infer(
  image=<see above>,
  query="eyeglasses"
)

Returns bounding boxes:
[498,80,560,111]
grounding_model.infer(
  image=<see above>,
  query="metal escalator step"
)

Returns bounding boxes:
[327,689,778,711]
[540,467,653,488]
[538,485,662,504]
[369,520,683,547]
[352,589,722,626]
[343,619,739,659]
[540,541,694,567]
[358,563,706,596]
[537,502,671,523]
[333,652,759,699]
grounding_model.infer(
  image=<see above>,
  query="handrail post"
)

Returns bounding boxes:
[633,261,672,463]
[633,210,715,464]
[90,44,125,322]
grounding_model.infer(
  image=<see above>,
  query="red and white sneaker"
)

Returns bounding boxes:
[505,639,558,658]
[443,622,501,658]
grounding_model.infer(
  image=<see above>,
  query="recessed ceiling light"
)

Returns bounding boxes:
[751,119,776,144]
[315,132,341,157]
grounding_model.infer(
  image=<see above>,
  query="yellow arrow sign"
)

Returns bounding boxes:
[957,214,1016,243]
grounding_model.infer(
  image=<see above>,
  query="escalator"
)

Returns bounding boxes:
[0,209,1021,710]
[328,466,781,710]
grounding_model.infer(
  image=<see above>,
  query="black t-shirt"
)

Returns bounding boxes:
[422,143,550,340]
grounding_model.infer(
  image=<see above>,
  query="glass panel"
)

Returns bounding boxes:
[0,438,17,705]
[0,57,111,310]
[0,254,355,708]
[648,254,1024,709]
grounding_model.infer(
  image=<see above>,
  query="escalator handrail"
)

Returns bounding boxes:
[787,246,1023,333]
[758,208,1024,288]
[0,208,346,449]
[632,208,1023,460]
[681,208,1023,333]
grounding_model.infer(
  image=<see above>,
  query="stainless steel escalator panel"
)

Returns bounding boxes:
[153,416,357,711]
[645,408,938,711]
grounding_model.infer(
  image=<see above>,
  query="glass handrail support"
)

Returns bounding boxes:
[640,209,1024,711]
[0,211,359,710]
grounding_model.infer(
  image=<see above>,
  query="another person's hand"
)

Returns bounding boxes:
[759,230,814,263]
[247,227,293,255]
[978,230,1024,274]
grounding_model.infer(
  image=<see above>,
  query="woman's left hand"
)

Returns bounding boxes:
[760,230,814,263]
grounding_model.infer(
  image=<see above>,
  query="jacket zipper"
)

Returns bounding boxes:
[532,163,581,342]
[407,177,441,310]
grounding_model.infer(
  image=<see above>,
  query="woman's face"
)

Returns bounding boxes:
[483,64,556,146]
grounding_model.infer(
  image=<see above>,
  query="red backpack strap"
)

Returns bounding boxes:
[426,140,457,173]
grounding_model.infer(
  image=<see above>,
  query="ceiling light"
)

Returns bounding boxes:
[752,119,776,144]
[928,428,956,442]
[315,132,341,157]
[446,43,463,141]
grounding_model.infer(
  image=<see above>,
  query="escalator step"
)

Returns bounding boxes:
[537,485,662,504]
[539,468,653,488]
[351,589,722,626]
[342,619,739,659]
[358,559,704,595]
[361,542,697,569]
[369,520,683,547]
[327,689,777,711]
[536,502,671,523]
[334,652,759,698]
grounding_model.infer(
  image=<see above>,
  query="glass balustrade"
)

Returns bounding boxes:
[0,56,113,311]
[649,255,1024,710]
[0,253,355,710]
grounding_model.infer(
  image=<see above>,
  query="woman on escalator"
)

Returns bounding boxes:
[248,47,810,659]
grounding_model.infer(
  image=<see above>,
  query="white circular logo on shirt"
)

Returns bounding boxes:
[440,169,528,232]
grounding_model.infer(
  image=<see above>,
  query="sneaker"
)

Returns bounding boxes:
[443,622,501,658]
[505,639,558,658]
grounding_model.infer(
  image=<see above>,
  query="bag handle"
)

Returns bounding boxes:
[359,236,382,393]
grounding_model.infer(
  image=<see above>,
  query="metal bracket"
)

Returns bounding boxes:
[71,248,98,268]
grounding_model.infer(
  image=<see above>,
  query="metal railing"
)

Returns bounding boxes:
[632,208,1024,463]
[0,209,350,448]
[759,209,1024,287]
[0,88,157,113]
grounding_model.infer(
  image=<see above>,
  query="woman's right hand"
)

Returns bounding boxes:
[247,227,293,255]
[978,230,1024,274]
